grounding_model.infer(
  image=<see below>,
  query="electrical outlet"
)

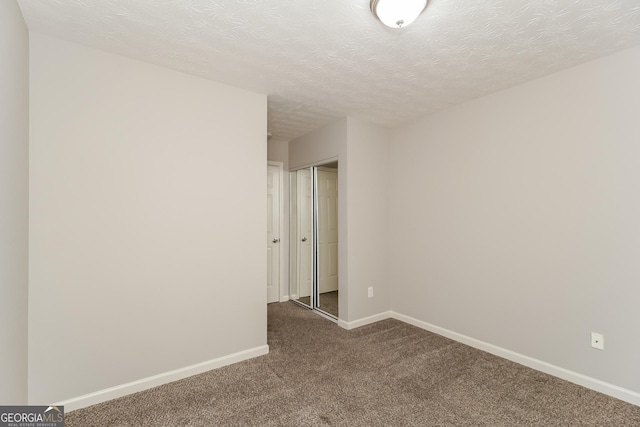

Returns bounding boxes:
[368,287,374,298]
[591,332,604,350]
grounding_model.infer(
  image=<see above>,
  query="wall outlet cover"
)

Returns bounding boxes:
[591,332,604,350]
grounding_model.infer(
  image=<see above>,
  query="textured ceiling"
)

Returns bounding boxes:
[17,0,640,141]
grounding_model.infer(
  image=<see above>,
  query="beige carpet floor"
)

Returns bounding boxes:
[67,302,640,426]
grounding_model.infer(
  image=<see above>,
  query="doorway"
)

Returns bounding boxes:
[267,162,283,304]
[289,161,339,319]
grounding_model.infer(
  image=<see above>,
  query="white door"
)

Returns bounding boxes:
[267,164,281,303]
[297,169,313,299]
[317,168,338,294]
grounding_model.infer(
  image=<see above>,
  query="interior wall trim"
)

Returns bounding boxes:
[390,312,640,407]
[55,310,639,411]
[336,309,639,406]
[289,156,338,172]
[54,345,270,412]
[337,311,392,330]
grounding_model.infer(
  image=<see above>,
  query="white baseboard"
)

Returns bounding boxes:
[55,313,640,411]
[279,295,290,302]
[56,345,269,412]
[390,311,640,407]
[338,311,392,330]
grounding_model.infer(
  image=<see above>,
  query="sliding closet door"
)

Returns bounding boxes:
[290,163,338,318]
[315,167,338,317]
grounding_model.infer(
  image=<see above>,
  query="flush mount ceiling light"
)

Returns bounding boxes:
[370,0,428,29]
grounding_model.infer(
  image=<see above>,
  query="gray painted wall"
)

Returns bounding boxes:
[267,138,289,171]
[345,118,390,321]
[0,0,29,405]
[289,119,345,171]
[389,46,640,394]
[29,34,267,404]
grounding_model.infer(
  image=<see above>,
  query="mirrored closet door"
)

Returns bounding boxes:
[289,162,339,318]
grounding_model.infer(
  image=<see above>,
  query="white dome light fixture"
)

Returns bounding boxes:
[370,0,428,29]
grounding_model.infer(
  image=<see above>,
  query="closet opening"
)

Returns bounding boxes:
[289,160,339,319]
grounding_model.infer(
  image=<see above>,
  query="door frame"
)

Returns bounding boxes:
[268,161,285,303]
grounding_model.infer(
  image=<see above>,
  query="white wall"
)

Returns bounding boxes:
[389,46,640,395]
[0,0,29,405]
[29,34,267,404]
[267,138,289,172]
[345,118,390,322]
[289,119,346,170]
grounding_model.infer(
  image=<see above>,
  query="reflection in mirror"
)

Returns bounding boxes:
[289,168,313,308]
[316,166,338,318]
